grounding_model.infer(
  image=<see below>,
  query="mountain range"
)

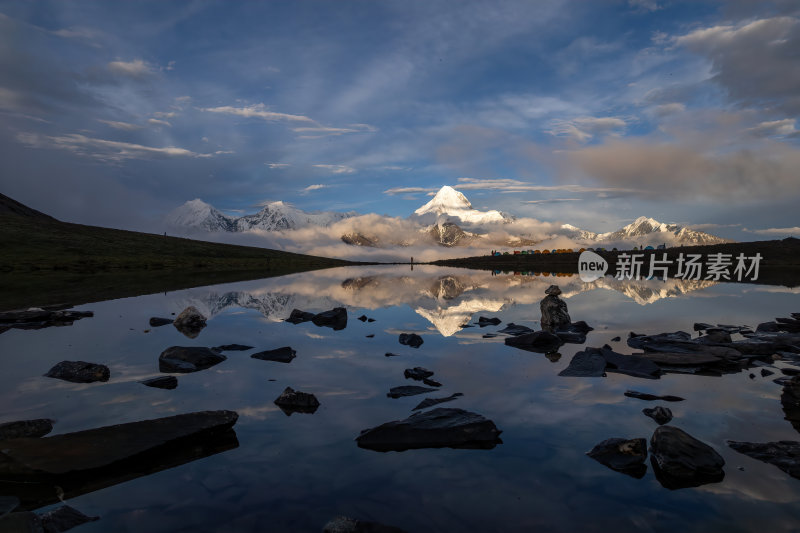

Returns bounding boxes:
[167,185,727,248]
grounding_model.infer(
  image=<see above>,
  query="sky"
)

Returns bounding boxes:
[0,0,799,240]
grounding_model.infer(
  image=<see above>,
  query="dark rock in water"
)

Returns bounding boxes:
[404,367,434,381]
[553,329,587,344]
[140,376,178,390]
[504,331,563,353]
[286,309,315,324]
[761,368,775,377]
[559,350,607,377]
[323,516,408,533]
[477,316,501,327]
[783,368,800,376]
[650,425,725,489]
[384,352,401,357]
[274,387,320,415]
[149,317,173,327]
[0,308,93,332]
[399,333,423,349]
[611,336,621,342]
[627,331,694,352]
[586,437,648,477]
[367,318,375,323]
[632,351,724,367]
[699,330,732,344]
[312,307,348,330]
[366,334,374,338]
[625,390,684,402]
[727,440,800,479]
[39,505,98,532]
[782,376,800,433]
[412,393,464,411]
[251,346,296,363]
[694,322,714,331]
[599,346,662,379]
[643,406,673,425]
[569,321,594,333]
[422,378,442,387]
[0,411,239,511]
[482,333,498,339]
[44,361,110,383]
[159,347,226,373]
[498,323,535,336]
[775,376,794,386]
[0,419,54,440]
[545,352,562,362]
[172,306,207,339]
[356,408,502,452]
[0,512,41,532]
[540,286,571,331]
[211,344,253,352]
[387,386,438,398]
[357,315,368,322]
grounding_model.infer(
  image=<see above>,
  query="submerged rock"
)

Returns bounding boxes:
[586,437,648,478]
[274,387,320,415]
[0,308,93,332]
[727,440,800,479]
[356,408,502,452]
[599,346,662,379]
[559,350,607,377]
[540,285,571,331]
[357,315,368,322]
[624,390,684,402]
[312,307,348,330]
[0,419,54,440]
[140,376,178,390]
[422,378,442,387]
[286,309,315,324]
[172,306,207,339]
[158,347,226,373]
[643,406,673,425]
[148,317,173,327]
[504,331,563,353]
[211,344,254,352]
[477,316,501,327]
[650,425,725,489]
[44,361,110,383]
[412,393,464,411]
[251,346,296,363]
[323,516,408,533]
[39,505,99,532]
[387,386,438,398]
[398,333,424,349]
[404,367,434,381]
[498,323,535,336]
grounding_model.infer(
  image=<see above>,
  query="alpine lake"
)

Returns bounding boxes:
[1,264,799,533]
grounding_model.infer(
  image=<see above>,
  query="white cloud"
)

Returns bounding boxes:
[312,164,355,174]
[147,118,172,127]
[302,184,328,192]
[107,59,155,78]
[293,123,377,138]
[747,118,797,137]
[17,132,214,161]
[96,119,142,131]
[522,198,581,204]
[153,111,177,119]
[455,177,638,194]
[743,226,800,235]
[546,116,627,142]
[266,163,290,168]
[201,103,314,123]
[384,186,438,195]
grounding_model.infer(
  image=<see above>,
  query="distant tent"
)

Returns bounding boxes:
[657,244,667,250]
[645,245,654,250]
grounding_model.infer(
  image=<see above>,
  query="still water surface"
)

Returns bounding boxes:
[1,265,799,532]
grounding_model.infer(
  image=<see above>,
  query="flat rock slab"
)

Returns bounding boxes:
[158,347,226,373]
[404,367,434,381]
[0,420,54,440]
[728,440,800,479]
[504,331,563,353]
[412,393,464,411]
[356,407,502,452]
[633,352,724,366]
[140,376,178,390]
[599,346,661,379]
[251,346,296,363]
[148,317,173,327]
[586,437,648,478]
[387,386,438,398]
[625,390,685,402]
[274,387,320,415]
[44,361,109,383]
[399,333,423,348]
[650,425,725,489]
[643,406,673,425]
[211,344,254,352]
[0,410,238,477]
[559,350,607,377]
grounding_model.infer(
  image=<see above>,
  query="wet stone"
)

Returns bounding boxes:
[0,419,54,440]
[387,386,438,398]
[728,440,800,479]
[559,350,606,377]
[274,387,320,415]
[149,317,173,327]
[140,376,178,390]
[212,344,254,352]
[159,347,226,373]
[505,331,564,353]
[498,323,535,336]
[311,307,348,330]
[477,316,501,327]
[586,437,648,478]
[404,367,434,381]
[412,393,464,411]
[625,390,685,402]
[650,425,725,489]
[251,346,296,363]
[286,309,315,324]
[399,333,424,349]
[173,306,207,339]
[643,406,673,425]
[44,361,110,383]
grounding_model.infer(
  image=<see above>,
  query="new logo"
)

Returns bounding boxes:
[578,251,608,282]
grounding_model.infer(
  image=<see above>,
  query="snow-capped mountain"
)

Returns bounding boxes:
[167,199,356,232]
[561,216,728,247]
[412,186,510,225]
[167,199,236,232]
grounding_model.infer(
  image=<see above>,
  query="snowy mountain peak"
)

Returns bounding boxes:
[412,186,509,225]
[167,199,235,231]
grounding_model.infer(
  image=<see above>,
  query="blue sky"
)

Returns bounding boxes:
[1,0,798,239]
